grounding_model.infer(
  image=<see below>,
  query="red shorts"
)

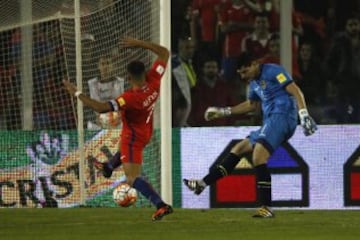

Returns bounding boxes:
[120,141,146,164]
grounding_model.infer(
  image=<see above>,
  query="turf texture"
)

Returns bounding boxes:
[1,208,360,240]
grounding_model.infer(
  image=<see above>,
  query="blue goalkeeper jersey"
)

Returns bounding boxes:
[248,63,297,119]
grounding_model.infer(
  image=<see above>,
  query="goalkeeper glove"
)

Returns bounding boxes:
[298,109,318,136]
[204,107,231,121]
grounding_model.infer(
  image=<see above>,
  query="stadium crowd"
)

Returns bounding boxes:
[171,0,360,127]
[0,0,359,130]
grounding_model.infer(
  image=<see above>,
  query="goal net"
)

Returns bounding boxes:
[0,0,165,208]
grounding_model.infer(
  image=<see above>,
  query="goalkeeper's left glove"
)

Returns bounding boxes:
[298,109,318,136]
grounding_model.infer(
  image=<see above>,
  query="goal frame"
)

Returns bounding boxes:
[72,0,172,205]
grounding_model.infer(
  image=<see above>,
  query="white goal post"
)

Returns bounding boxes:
[159,0,172,205]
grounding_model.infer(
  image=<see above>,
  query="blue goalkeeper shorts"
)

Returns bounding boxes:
[248,113,297,154]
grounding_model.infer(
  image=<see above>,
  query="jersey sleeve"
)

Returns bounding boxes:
[248,83,261,101]
[146,59,167,88]
[272,66,293,88]
[113,92,138,111]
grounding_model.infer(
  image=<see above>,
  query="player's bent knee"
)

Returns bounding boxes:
[231,139,252,155]
[252,158,268,167]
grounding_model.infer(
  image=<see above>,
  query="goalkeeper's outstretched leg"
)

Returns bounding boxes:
[183,179,206,195]
[183,139,252,195]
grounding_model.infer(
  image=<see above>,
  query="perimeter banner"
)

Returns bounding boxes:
[181,125,360,209]
[0,130,125,208]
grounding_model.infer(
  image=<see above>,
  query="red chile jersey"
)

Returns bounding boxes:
[111,60,167,146]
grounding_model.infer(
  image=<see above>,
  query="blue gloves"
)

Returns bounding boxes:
[298,109,318,136]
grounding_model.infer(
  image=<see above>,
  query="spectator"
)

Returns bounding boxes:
[219,0,255,82]
[188,58,238,126]
[296,41,326,123]
[190,0,222,60]
[259,0,303,60]
[297,42,324,104]
[324,13,360,123]
[171,0,193,52]
[0,63,21,129]
[32,23,55,72]
[34,68,76,130]
[241,12,273,59]
[172,36,197,127]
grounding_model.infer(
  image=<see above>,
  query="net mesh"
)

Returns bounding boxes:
[0,0,161,208]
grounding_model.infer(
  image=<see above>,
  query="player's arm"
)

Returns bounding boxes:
[286,82,317,136]
[63,80,113,113]
[120,37,170,63]
[204,100,259,121]
[190,2,200,46]
[229,100,259,115]
[285,81,306,110]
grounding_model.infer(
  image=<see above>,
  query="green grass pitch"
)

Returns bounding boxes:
[1,208,360,240]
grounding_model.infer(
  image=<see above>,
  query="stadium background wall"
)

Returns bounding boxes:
[0,125,359,209]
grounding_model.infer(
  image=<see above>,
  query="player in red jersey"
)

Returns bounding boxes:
[63,37,172,221]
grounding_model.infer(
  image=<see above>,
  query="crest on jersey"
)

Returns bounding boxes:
[276,73,287,83]
[118,97,126,106]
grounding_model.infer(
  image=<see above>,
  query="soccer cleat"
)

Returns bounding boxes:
[152,205,173,221]
[183,179,205,195]
[252,206,275,218]
[93,159,113,178]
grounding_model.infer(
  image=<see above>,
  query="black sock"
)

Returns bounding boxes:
[110,151,122,169]
[255,164,271,207]
[132,177,165,209]
[203,153,240,185]
[106,151,122,170]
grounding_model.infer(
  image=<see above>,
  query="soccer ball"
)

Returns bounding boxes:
[113,183,138,207]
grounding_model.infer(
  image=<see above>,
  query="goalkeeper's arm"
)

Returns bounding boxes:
[285,82,307,111]
[285,82,317,136]
[204,100,259,121]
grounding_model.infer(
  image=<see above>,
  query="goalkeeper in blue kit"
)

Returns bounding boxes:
[183,60,317,218]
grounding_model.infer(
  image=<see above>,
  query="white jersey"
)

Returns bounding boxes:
[87,76,125,129]
[88,76,125,101]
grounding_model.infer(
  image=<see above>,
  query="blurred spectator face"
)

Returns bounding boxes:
[345,18,360,36]
[98,55,114,81]
[299,43,312,61]
[254,16,269,33]
[232,0,243,6]
[203,61,219,78]
[178,38,196,61]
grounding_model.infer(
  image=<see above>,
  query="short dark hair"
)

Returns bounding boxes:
[201,57,218,67]
[238,52,256,68]
[127,61,145,79]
